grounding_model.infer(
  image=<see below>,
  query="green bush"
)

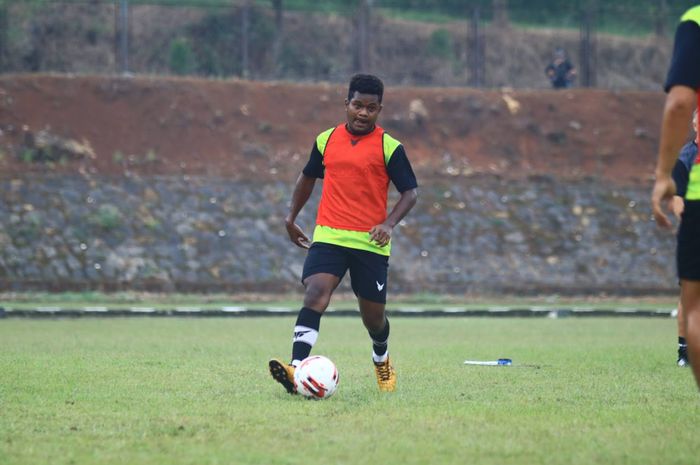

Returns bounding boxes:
[145,149,158,163]
[428,28,452,58]
[91,204,123,231]
[16,210,42,240]
[196,44,223,76]
[169,37,196,75]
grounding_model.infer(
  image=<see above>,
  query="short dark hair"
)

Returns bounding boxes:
[348,74,384,103]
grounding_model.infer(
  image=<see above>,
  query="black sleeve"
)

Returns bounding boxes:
[386,145,418,193]
[674,142,698,197]
[664,21,700,92]
[302,142,324,179]
[673,159,690,198]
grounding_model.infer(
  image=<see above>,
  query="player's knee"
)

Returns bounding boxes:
[303,282,332,309]
[687,309,700,330]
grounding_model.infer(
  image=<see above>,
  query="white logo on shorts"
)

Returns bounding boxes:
[376,281,385,291]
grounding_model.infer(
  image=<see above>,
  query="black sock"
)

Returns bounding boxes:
[369,318,390,358]
[291,307,322,366]
[679,337,687,347]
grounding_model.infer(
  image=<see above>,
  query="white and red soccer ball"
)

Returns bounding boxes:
[294,355,339,399]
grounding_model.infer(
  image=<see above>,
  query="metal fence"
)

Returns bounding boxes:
[0,0,686,90]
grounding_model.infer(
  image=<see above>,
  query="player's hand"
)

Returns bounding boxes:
[651,174,677,229]
[670,195,685,220]
[285,220,310,249]
[369,223,392,247]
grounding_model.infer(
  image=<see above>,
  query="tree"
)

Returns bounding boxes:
[654,0,668,37]
[492,0,509,28]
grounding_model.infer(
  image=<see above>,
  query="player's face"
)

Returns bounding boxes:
[345,92,382,135]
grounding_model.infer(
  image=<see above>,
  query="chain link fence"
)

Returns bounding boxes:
[0,0,686,89]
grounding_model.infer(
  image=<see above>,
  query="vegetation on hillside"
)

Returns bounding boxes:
[0,0,692,31]
[0,0,684,87]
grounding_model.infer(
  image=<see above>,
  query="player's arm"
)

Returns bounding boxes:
[653,88,696,227]
[672,195,685,219]
[285,143,324,249]
[370,189,417,248]
[652,19,700,228]
[671,155,691,219]
[369,145,418,247]
[386,188,418,227]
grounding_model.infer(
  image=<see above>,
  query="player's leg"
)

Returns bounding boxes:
[677,296,689,367]
[348,248,395,391]
[293,272,341,364]
[681,280,700,387]
[677,201,700,386]
[359,297,390,360]
[358,297,396,392]
[269,243,346,394]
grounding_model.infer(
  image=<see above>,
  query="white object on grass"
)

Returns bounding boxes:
[463,358,512,366]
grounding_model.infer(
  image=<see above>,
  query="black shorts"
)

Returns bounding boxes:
[678,201,700,281]
[302,242,389,304]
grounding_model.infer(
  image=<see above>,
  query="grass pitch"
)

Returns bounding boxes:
[0,317,698,465]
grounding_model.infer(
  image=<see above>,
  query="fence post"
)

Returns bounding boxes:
[353,0,372,72]
[0,4,7,73]
[115,0,130,74]
[271,0,284,77]
[654,0,668,37]
[241,0,250,78]
[579,7,596,87]
[468,6,483,87]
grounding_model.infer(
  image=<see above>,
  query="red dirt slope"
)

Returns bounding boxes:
[0,74,667,182]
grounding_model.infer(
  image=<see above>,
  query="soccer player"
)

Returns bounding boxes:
[269,74,418,394]
[671,109,698,367]
[651,5,700,388]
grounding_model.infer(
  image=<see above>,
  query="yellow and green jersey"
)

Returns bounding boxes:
[302,124,417,256]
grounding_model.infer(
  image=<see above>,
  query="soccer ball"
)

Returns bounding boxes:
[294,355,339,399]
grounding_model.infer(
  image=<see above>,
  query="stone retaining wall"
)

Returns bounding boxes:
[0,174,677,295]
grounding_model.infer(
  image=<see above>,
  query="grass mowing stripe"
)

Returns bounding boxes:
[0,318,698,465]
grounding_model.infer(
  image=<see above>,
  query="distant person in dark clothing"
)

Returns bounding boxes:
[545,48,576,89]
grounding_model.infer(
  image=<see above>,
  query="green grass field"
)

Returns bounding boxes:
[1,317,698,465]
